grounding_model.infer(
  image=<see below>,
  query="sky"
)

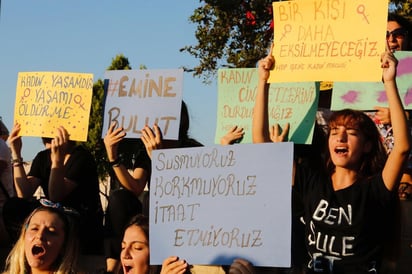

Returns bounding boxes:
[0,0,218,161]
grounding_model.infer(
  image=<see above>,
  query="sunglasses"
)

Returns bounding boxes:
[386,28,408,40]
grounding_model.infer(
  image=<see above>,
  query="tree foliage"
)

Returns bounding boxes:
[181,0,275,83]
[182,0,411,83]
[390,0,412,16]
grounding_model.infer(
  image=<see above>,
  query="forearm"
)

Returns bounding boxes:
[383,79,411,190]
[13,164,36,198]
[48,162,69,201]
[10,155,36,197]
[107,144,147,195]
[252,79,271,143]
[112,165,147,196]
[386,80,410,155]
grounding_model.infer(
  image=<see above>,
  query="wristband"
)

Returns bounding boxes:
[12,157,23,164]
[11,158,23,167]
[109,158,121,168]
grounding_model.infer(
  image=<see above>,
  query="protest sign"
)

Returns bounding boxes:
[102,69,183,140]
[14,71,93,141]
[149,142,293,267]
[216,68,319,144]
[270,0,388,82]
[331,51,412,110]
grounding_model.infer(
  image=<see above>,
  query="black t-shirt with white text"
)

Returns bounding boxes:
[293,164,397,273]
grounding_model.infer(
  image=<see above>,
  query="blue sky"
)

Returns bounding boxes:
[0,0,217,161]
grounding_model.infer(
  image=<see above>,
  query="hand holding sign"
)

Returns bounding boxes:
[258,43,275,82]
[103,122,127,162]
[50,126,71,166]
[141,124,163,158]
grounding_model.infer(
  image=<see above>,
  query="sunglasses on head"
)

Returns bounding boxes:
[386,28,408,39]
[40,198,80,216]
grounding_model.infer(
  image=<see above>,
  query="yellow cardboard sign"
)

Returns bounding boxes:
[270,0,388,82]
[14,72,93,141]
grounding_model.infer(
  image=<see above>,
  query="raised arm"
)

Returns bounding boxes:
[381,50,411,190]
[8,123,40,197]
[104,122,148,196]
[48,126,77,201]
[252,48,274,143]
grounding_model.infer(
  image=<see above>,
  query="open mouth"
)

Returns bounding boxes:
[32,245,46,257]
[334,147,348,154]
[123,265,133,273]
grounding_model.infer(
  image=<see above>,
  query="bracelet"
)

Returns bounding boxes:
[109,158,121,168]
[11,157,23,164]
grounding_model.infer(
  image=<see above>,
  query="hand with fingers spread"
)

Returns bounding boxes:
[270,123,290,143]
[103,122,127,162]
[221,125,245,145]
[228,258,255,274]
[160,256,189,274]
[141,124,163,158]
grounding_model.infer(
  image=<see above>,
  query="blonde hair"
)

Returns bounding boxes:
[3,206,80,274]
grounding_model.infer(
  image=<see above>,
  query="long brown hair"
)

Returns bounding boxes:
[119,214,156,274]
[325,109,387,178]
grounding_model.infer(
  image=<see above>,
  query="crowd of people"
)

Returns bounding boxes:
[0,11,411,274]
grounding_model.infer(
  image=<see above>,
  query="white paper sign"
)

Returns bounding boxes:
[149,143,293,267]
[102,69,183,139]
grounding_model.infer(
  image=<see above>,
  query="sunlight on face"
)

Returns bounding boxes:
[121,225,150,274]
[387,21,409,51]
[328,125,366,170]
[24,210,66,271]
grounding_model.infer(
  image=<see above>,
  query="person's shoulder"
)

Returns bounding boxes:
[70,145,96,163]
[72,145,92,155]
[34,148,51,159]
[294,162,327,189]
